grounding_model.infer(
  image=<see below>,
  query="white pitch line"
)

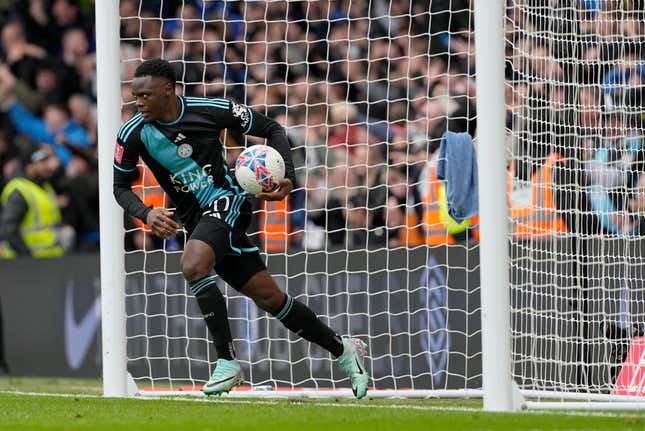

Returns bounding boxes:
[1,390,99,399]
[3,390,645,419]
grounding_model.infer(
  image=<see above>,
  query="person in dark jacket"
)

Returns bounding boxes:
[0,145,67,258]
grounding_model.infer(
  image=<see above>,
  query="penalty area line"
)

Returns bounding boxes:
[2,390,645,418]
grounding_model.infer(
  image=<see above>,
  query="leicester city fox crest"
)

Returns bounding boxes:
[177,143,193,158]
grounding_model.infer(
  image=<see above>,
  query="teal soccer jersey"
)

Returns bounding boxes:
[113,96,295,230]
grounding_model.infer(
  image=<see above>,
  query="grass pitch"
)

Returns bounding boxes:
[1,378,644,431]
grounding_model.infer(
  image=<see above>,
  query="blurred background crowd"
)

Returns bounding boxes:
[0,0,97,256]
[0,0,643,257]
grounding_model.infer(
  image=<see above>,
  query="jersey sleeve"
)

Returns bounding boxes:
[200,98,253,135]
[114,114,144,172]
[112,121,151,223]
[113,138,139,174]
[205,99,297,186]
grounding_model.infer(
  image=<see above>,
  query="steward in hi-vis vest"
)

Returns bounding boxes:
[0,146,64,258]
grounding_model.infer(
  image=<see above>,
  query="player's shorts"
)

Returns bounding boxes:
[187,195,266,291]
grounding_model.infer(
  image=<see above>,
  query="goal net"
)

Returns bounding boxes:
[507,0,645,405]
[107,0,645,405]
[118,0,479,396]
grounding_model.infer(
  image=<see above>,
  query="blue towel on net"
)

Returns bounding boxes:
[436,131,479,223]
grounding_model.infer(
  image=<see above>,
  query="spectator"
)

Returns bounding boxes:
[0,145,70,258]
[2,95,91,167]
[19,0,53,50]
[34,61,74,105]
[58,144,100,252]
[51,0,90,39]
[68,93,97,145]
[1,20,46,88]
[585,89,644,235]
[0,62,44,113]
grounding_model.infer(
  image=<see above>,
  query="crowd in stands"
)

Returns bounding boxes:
[119,0,478,251]
[0,0,98,256]
[508,0,645,238]
[0,0,643,256]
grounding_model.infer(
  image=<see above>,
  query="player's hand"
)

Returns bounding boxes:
[255,178,293,202]
[146,208,180,239]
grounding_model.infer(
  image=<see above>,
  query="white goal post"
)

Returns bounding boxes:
[96,0,127,398]
[473,0,515,412]
[96,0,645,411]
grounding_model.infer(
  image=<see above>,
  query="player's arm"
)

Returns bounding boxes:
[215,101,296,201]
[113,137,179,239]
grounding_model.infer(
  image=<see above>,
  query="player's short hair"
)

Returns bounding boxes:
[134,59,177,86]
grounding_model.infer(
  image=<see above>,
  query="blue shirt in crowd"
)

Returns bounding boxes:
[8,101,91,166]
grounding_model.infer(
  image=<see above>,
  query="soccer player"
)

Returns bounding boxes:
[113,59,369,398]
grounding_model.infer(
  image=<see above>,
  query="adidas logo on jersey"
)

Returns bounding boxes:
[174,133,187,143]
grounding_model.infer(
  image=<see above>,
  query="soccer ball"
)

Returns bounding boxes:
[234,145,285,194]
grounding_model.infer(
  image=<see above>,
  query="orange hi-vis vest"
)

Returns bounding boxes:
[419,164,457,245]
[401,210,426,246]
[405,153,567,245]
[259,198,290,251]
[508,153,568,239]
[402,161,478,247]
[132,164,168,231]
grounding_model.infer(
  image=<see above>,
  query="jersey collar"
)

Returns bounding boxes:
[156,95,185,126]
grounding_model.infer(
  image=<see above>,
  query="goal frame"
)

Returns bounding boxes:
[96,0,645,411]
[95,0,514,409]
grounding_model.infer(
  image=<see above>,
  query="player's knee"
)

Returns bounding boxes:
[180,255,210,283]
[242,271,285,313]
[253,289,284,314]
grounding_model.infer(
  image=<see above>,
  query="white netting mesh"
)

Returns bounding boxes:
[116,0,645,401]
[119,0,479,393]
[507,0,645,398]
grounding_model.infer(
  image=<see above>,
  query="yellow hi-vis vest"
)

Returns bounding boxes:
[437,184,470,235]
[408,161,474,246]
[0,177,64,258]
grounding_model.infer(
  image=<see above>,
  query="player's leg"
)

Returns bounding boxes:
[181,239,235,360]
[183,219,244,395]
[215,251,370,399]
[244,269,345,355]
